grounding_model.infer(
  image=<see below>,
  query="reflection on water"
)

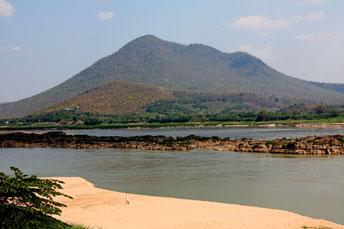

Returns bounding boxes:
[0,148,343,224]
[66,127,344,139]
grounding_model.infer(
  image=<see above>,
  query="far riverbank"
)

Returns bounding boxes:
[1,131,344,155]
[1,119,344,131]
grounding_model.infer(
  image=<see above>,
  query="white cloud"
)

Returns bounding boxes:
[97,11,114,21]
[290,12,326,22]
[227,12,326,31]
[299,0,327,4]
[230,15,288,31]
[0,0,15,17]
[0,45,24,53]
[238,44,252,53]
[10,46,22,51]
[296,32,342,43]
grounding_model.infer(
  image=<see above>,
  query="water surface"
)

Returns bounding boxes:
[0,148,343,224]
[65,127,344,139]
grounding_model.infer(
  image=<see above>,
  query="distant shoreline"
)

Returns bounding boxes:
[1,121,344,131]
[1,131,344,155]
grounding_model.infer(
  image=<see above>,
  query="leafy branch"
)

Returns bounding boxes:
[0,167,72,216]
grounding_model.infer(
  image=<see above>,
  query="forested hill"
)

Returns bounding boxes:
[1,35,343,119]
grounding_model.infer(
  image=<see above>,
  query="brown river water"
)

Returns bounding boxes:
[0,128,343,224]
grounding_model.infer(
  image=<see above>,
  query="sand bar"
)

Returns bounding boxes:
[52,177,344,229]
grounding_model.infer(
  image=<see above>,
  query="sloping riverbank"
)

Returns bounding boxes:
[54,177,343,229]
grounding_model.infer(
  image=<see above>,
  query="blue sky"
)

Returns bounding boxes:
[0,0,343,102]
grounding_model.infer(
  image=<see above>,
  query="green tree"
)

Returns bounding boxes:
[314,104,325,114]
[256,110,268,121]
[0,167,73,229]
[84,118,102,126]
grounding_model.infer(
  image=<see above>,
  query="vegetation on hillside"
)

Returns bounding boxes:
[1,102,344,129]
[39,80,173,116]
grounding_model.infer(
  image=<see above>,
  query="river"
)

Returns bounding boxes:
[0,145,343,224]
[65,127,344,139]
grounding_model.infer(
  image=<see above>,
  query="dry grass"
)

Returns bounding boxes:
[40,80,173,115]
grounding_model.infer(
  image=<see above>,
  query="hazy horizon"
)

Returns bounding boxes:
[1,0,344,103]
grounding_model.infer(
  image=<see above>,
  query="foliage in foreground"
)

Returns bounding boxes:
[0,167,80,229]
[0,205,72,229]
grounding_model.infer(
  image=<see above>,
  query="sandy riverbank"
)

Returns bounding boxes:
[53,177,343,229]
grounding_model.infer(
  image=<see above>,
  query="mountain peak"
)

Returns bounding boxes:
[129,34,164,45]
[119,34,169,52]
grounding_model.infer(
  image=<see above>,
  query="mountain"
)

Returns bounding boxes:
[310,82,344,94]
[1,35,343,119]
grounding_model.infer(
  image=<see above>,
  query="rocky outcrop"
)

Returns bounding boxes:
[0,132,344,155]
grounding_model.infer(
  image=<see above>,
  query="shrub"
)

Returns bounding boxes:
[0,167,73,229]
[338,137,344,144]
[84,118,102,126]
[284,142,297,149]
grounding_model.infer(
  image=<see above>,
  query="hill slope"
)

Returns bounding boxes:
[38,81,172,116]
[310,82,344,94]
[0,35,343,119]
